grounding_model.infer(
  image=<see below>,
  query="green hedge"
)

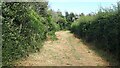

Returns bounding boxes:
[71,2,120,62]
[2,2,58,65]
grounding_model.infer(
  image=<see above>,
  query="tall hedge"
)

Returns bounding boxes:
[71,2,120,62]
[2,2,57,65]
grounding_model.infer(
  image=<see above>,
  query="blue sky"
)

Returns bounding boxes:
[48,0,119,15]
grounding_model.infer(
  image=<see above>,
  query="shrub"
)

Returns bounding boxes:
[71,2,120,62]
[2,2,56,65]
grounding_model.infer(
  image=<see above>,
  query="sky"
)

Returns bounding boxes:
[48,0,119,15]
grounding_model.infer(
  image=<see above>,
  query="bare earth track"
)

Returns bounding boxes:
[15,31,109,66]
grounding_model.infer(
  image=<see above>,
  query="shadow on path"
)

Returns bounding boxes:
[73,33,119,66]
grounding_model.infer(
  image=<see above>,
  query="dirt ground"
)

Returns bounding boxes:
[15,31,109,66]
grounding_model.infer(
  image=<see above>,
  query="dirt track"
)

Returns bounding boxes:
[15,31,109,66]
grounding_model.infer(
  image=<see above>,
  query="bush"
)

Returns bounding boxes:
[71,2,120,62]
[2,2,57,65]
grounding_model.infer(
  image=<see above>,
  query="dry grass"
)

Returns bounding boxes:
[15,31,109,66]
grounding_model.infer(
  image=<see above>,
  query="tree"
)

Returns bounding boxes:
[79,13,85,16]
[69,12,75,22]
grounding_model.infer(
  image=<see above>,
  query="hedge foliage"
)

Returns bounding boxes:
[2,2,59,65]
[71,2,120,61]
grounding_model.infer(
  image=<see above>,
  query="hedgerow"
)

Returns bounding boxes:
[71,2,120,62]
[2,2,58,65]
